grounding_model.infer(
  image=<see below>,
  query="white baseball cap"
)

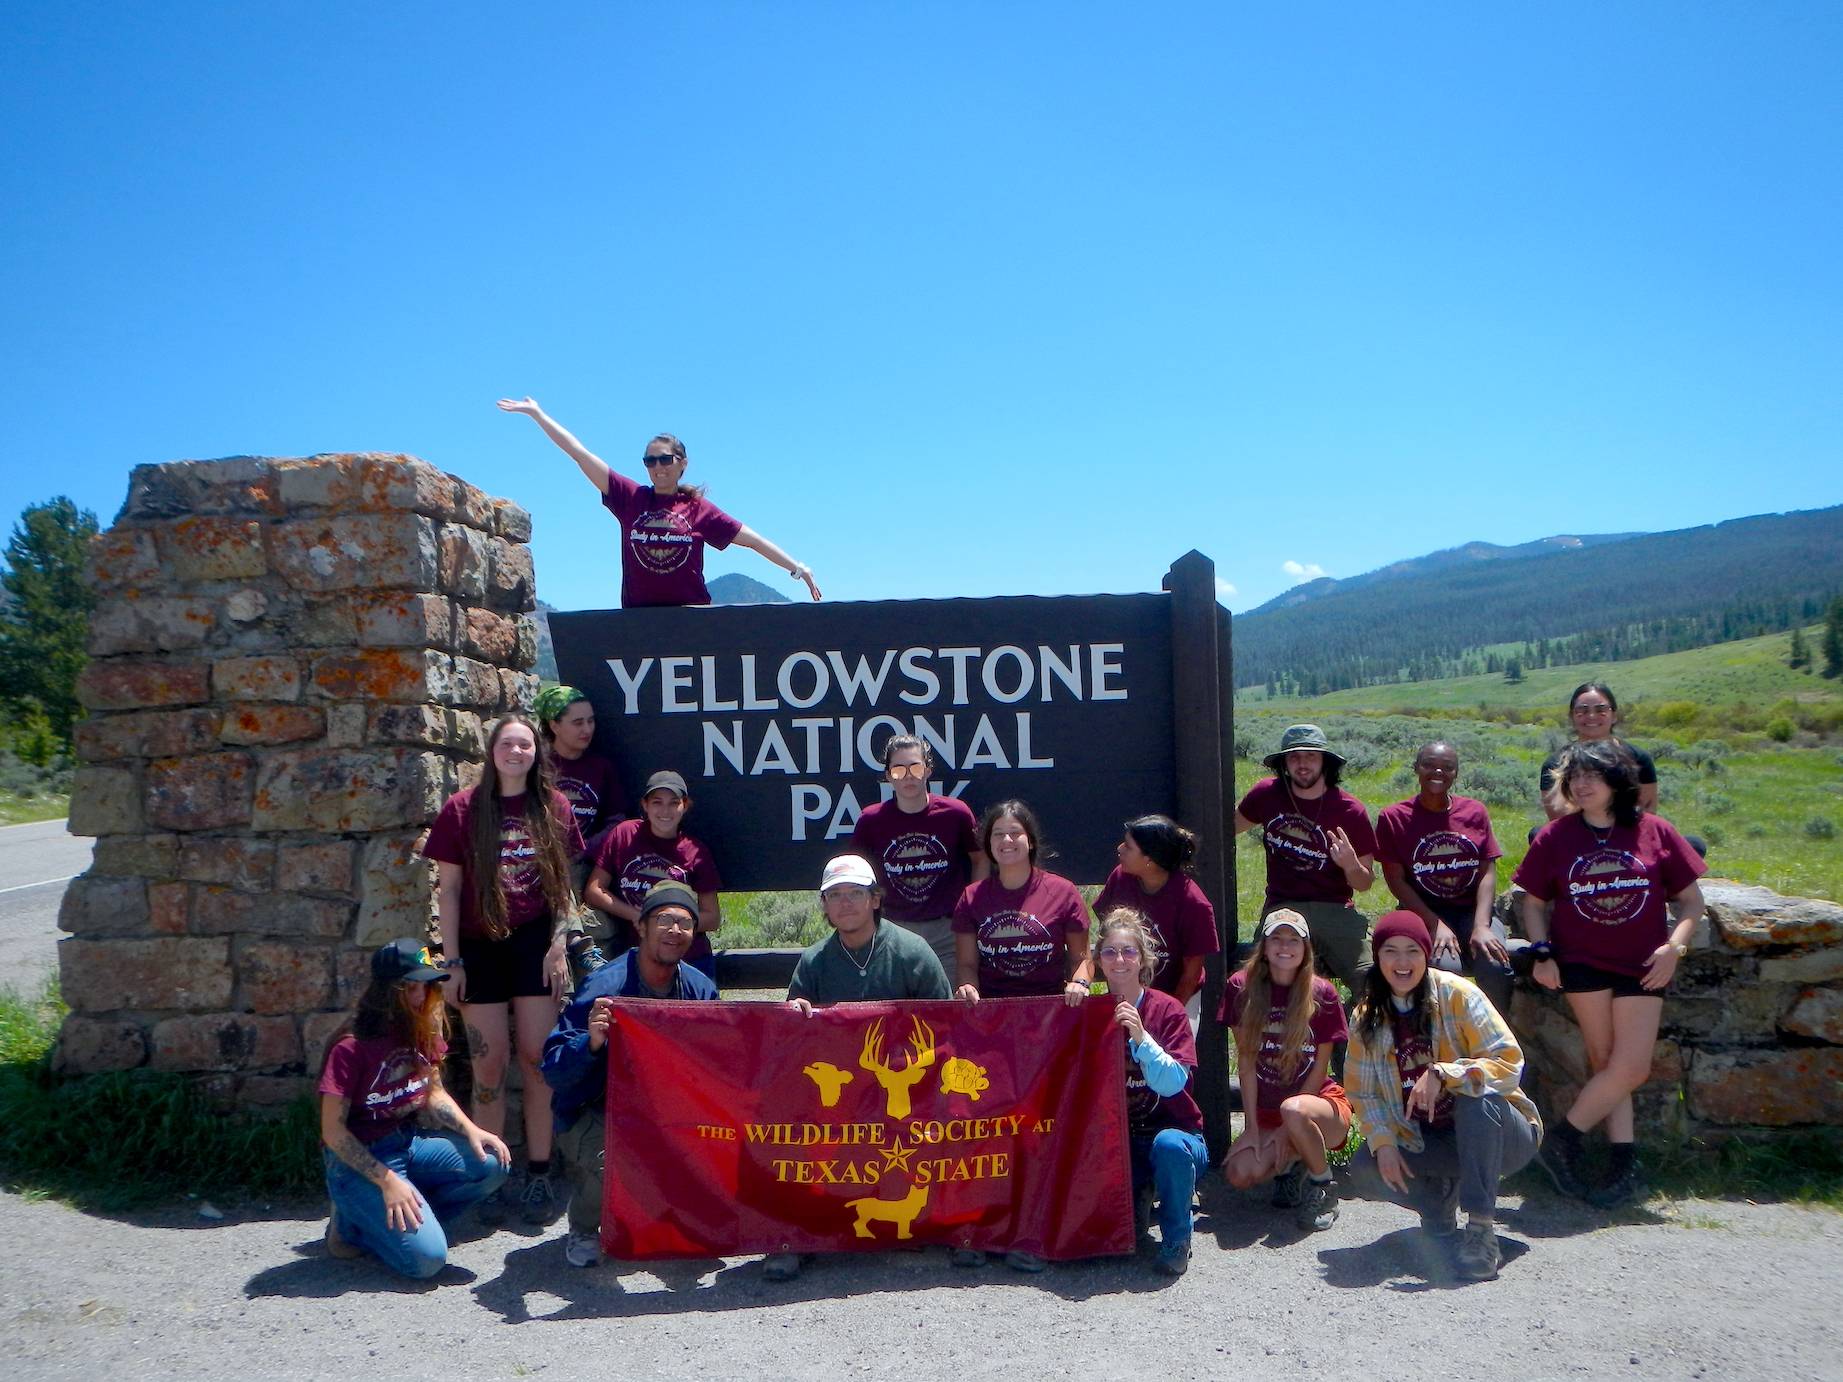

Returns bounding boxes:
[820,855,877,893]
[1260,910,1310,939]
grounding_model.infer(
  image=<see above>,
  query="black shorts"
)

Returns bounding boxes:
[1558,960,1656,1000]
[458,917,556,1005]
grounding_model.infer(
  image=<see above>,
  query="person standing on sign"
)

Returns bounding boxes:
[1375,741,1515,1015]
[1514,739,1706,1209]
[850,734,988,975]
[584,770,724,985]
[318,939,511,1278]
[496,397,822,607]
[1092,814,1218,1017]
[1095,909,1210,1276]
[765,855,953,1283]
[951,799,1093,1273]
[1233,723,1379,996]
[535,683,625,981]
[541,882,720,1269]
[421,714,583,1228]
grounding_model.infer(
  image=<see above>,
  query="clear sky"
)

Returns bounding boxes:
[2,3,1837,613]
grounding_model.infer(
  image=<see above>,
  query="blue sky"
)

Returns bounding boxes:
[2,3,1838,613]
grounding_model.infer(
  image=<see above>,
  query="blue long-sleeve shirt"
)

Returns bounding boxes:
[539,953,719,1129]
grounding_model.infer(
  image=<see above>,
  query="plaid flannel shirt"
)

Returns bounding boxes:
[1346,969,1542,1154]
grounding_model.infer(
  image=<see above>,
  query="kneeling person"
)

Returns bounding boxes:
[541,882,719,1269]
[768,855,950,1281]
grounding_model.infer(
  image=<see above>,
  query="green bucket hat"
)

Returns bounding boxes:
[1262,723,1346,772]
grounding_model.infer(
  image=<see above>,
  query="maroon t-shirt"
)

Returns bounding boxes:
[421,787,584,937]
[951,869,1090,998]
[1126,988,1205,1138]
[1237,777,1378,907]
[318,1034,446,1144]
[600,473,744,608]
[1513,813,1707,977]
[851,795,980,923]
[551,751,622,853]
[1221,972,1347,1111]
[1375,794,1502,922]
[1391,1009,1454,1129]
[1093,868,1220,995]
[594,818,723,965]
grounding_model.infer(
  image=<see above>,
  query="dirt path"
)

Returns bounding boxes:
[2,1177,1837,1380]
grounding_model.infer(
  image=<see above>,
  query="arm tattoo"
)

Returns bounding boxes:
[327,1128,393,1187]
[424,1089,468,1133]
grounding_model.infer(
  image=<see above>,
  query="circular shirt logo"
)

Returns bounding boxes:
[1264,814,1330,871]
[1409,831,1483,902]
[619,853,690,909]
[978,909,1056,979]
[556,774,601,831]
[629,507,696,575]
[497,815,539,894]
[1566,848,1651,925]
[881,832,951,904]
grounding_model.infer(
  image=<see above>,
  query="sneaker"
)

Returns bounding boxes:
[1535,1132,1590,1200]
[761,1252,804,1282]
[1004,1250,1048,1273]
[519,1168,561,1226]
[324,1208,363,1260]
[564,1232,602,1268]
[950,1247,987,1268]
[1133,1185,1154,1236]
[476,1179,512,1227]
[1589,1156,1648,1210]
[1153,1238,1190,1276]
[1454,1221,1501,1280]
[1270,1163,1307,1209]
[1294,1175,1339,1232]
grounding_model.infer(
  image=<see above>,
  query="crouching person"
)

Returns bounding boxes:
[319,939,511,1279]
[1346,912,1542,1281]
[541,882,719,1268]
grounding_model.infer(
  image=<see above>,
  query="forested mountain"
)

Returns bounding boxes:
[708,573,791,605]
[1235,505,1843,696]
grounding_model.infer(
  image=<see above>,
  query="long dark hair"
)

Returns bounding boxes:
[1556,738,1643,827]
[1353,956,1431,1039]
[979,799,1047,868]
[467,713,577,940]
[1123,814,1198,874]
[352,975,447,1064]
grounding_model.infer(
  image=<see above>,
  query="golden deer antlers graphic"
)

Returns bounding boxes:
[858,1015,936,1119]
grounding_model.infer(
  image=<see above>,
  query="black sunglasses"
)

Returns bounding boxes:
[642,453,681,469]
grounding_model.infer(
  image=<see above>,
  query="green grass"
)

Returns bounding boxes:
[0,978,321,1209]
[0,791,68,826]
[1643,1130,1843,1209]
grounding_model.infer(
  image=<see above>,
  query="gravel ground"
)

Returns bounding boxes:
[2,1176,1838,1381]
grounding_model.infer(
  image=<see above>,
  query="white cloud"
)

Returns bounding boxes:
[1215,577,1238,600]
[1282,560,1328,580]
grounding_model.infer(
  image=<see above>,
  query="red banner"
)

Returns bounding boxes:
[600,997,1134,1261]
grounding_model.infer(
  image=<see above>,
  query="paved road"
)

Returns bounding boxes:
[0,819,92,998]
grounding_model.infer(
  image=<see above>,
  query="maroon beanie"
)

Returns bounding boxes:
[1371,910,1432,958]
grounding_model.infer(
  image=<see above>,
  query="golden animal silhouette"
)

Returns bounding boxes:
[940,1056,990,1101]
[858,1015,936,1119]
[844,1183,930,1239]
[802,1061,854,1108]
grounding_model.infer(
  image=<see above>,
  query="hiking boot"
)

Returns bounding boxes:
[476,1177,513,1227]
[1454,1221,1501,1280]
[1004,1250,1048,1273]
[1294,1175,1339,1232]
[761,1252,806,1282]
[324,1208,363,1260]
[1535,1132,1590,1200]
[1270,1163,1307,1209]
[950,1247,987,1268]
[1589,1155,1648,1210]
[519,1168,561,1225]
[1419,1176,1459,1239]
[1153,1237,1191,1276]
[564,1232,602,1268]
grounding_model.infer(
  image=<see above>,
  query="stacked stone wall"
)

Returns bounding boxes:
[1510,880,1843,1142]
[56,455,538,1108]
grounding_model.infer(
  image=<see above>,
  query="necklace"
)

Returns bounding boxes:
[837,929,878,976]
[1284,778,1326,824]
[1584,816,1617,846]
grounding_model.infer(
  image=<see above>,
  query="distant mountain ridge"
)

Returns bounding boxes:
[1235,504,1843,695]
[708,572,791,606]
[1247,532,1643,614]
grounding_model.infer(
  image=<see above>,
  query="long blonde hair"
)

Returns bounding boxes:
[1234,920,1321,1084]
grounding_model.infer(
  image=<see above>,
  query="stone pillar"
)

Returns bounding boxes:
[57,455,539,1108]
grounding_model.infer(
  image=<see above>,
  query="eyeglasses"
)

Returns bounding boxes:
[887,762,928,780]
[1098,945,1140,961]
[1572,703,1613,716]
[642,453,681,468]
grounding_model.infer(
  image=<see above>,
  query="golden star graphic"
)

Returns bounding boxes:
[879,1138,918,1173]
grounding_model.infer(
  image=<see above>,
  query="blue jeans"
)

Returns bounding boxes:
[323,1127,508,1279]
[1131,1128,1211,1247]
